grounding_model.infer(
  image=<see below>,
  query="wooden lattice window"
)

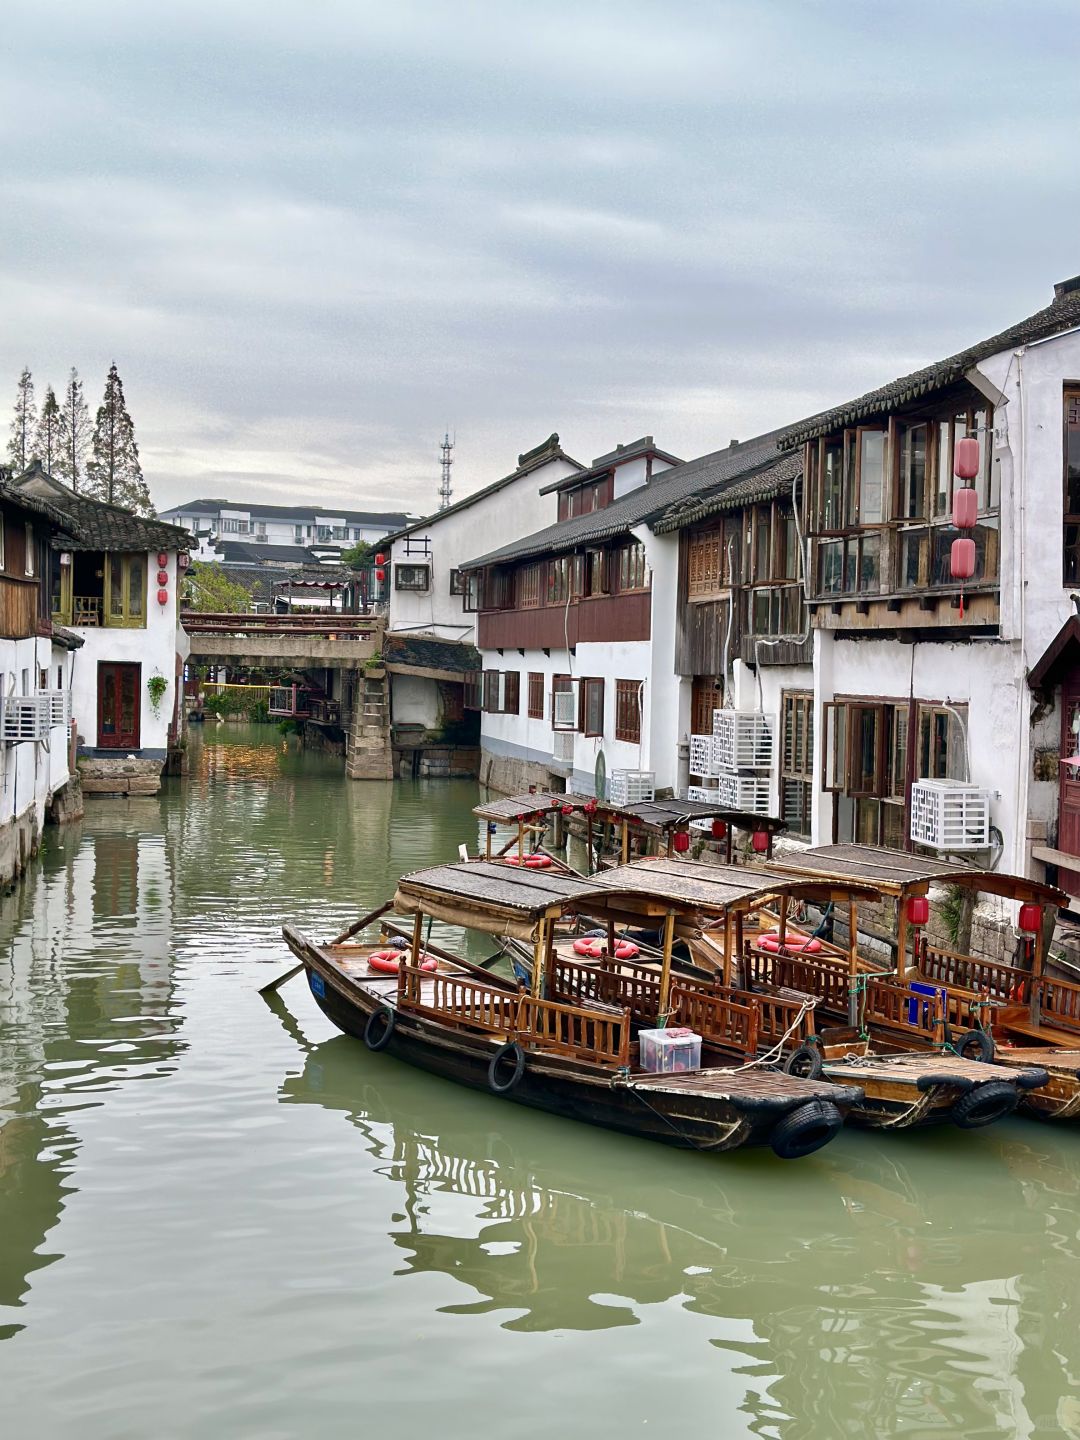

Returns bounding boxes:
[615,679,642,743]
[527,672,544,719]
[463,670,481,710]
[687,527,725,597]
[780,692,813,836]
[518,563,543,608]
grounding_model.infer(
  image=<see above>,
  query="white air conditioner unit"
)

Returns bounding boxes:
[552,689,577,730]
[607,769,655,805]
[712,710,774,772]
[552,730,574,763]
[909,779,991,852]
[1,695,52,743]
[689,733,721,778]
[42,691,71,728]
[716,772,771,813]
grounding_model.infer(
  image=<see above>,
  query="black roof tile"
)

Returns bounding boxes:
[13,463,191,553]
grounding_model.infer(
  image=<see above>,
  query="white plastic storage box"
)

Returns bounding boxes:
[712,710,774,772]
[689,733,720,778]
[716,772,771,813]
[607,769,655,805]
[909,779,991,852]
[638,1026,702,1074]
[686,783,720,803]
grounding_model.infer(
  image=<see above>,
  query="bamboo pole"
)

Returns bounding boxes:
[658,910,676,1023]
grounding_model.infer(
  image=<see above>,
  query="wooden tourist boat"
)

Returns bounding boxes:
[472,790,784,874]
[490,855,1048,1130]
[282,859,866,1161]
[764,845,1077,1118]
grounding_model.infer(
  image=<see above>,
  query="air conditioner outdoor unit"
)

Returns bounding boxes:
[552,730,574,763]
[909,779,991,852]
[1,696,52,743]
[689,733,721,778]
[607,769,655,804]
[716,772,771,813]
[712,710,774,772]
[42,691,71,728]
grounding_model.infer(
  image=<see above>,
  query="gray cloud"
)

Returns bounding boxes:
[1,0,1077,514]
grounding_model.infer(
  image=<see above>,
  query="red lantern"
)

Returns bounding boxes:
[157,570,168,586]
[1018,903,1041,934]
[561,804,573,816]
[907,895,930,927]
[375,568,385,583]
[751,830,769,854]
[157,588,169,605]
[584,799,598,815]
[374,552,386,565]
[711,818,727,840]
[157,552,168,569]
[952,487,978,530]
[953,436,980,480]
[950,537,976,581]
[672,829,691,853]
[551,795,561,809]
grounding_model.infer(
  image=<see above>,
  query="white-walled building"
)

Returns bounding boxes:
[159,498,411,562]
[14,464,191,795]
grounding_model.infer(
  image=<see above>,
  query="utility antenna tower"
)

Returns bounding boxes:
[438,431,454,510]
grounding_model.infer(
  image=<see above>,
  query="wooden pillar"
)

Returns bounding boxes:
[485,824,492,861]
[658,910,676,1023]
[896,895,909,982]
[620,821,629,865]
[517,818,524,864]
[725,827,733,865]
[411,908,424,966]
[607,917,616,959]
[847,896,859,1026]
[777,894,789,948]
[1031,902,1048,1024]
[586,815,594,875]
[531,917,547,998]
[722,910,733,989]
[543,915,557,999]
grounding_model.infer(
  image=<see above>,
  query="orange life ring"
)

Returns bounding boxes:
[525,854,553,869]
[758,935,781,952]
[615,942,639,960]
[573,938,604,958]
[503,856,523,865]
[367,951,438,974]
[786,937,823,954]
[367,950,401,974]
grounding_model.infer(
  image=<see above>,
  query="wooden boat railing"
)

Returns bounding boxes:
[744,946,852,1015]
[670,983,758,1059]
[517,994,632,1066]
[916,942,1031,1004]
[398,961,632,1065]
[860,977,945,1044]
[398,964,521,1036]
[553,957,662,1021]
[1035,974,1080,1032]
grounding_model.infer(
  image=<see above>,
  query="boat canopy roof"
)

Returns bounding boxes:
[394,856,875,940]
[768,844,1066,906]
[472,791,782,835]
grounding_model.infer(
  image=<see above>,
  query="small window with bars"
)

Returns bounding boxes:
[527,672,544,719]
[615,679,642,743]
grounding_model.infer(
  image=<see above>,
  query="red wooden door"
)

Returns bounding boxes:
[98,662,141,749]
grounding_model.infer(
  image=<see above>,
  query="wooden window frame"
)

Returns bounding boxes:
[527,672,544,719]
[551,674,578,732]
[394,563,430,592]
[448,568,466,595]
[579,677,604,738]
[615,679,642,743]
[615,541,648,594]
[463,670,481,710]
[23,523,34,578]
[105,553,147,629]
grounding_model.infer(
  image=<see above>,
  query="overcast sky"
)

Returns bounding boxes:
[2,1,1077,517]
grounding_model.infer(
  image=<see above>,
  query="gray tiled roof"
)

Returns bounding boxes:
[163,498,411,527]
[13,463,190,553]
[781,275,1080,448]
[383,632,481,673]
[537,435,683,495]
[652,451,801,533]
[462,429,791,568]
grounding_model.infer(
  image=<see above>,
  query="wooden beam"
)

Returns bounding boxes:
[658,910,676,1023]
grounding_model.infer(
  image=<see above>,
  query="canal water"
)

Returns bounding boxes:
[2,725,1079,1439]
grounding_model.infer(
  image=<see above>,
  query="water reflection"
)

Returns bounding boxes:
[0,808,183,1337]
[280,1030,1080,1437]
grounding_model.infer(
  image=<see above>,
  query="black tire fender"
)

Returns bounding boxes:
[488,1041,526,1095]
[953,1028,996,1062]
[783,1044,823,1080]
[363,1004,396,1052]
[770,1100,843,1160]
[951,1080,1019,1129]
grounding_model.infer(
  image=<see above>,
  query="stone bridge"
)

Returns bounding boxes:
[182,612,392,779]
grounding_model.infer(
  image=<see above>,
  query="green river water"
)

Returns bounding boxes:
[2,725,1080,1439]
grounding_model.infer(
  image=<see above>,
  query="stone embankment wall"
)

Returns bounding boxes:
[79,757,163,796]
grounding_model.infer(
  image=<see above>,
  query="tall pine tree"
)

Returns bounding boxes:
[86,363,153,515]
[57,368,91,492]
[7,367,37,472]
[35,385,65,474]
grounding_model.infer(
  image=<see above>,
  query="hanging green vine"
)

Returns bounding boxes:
[147,674,169,713]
